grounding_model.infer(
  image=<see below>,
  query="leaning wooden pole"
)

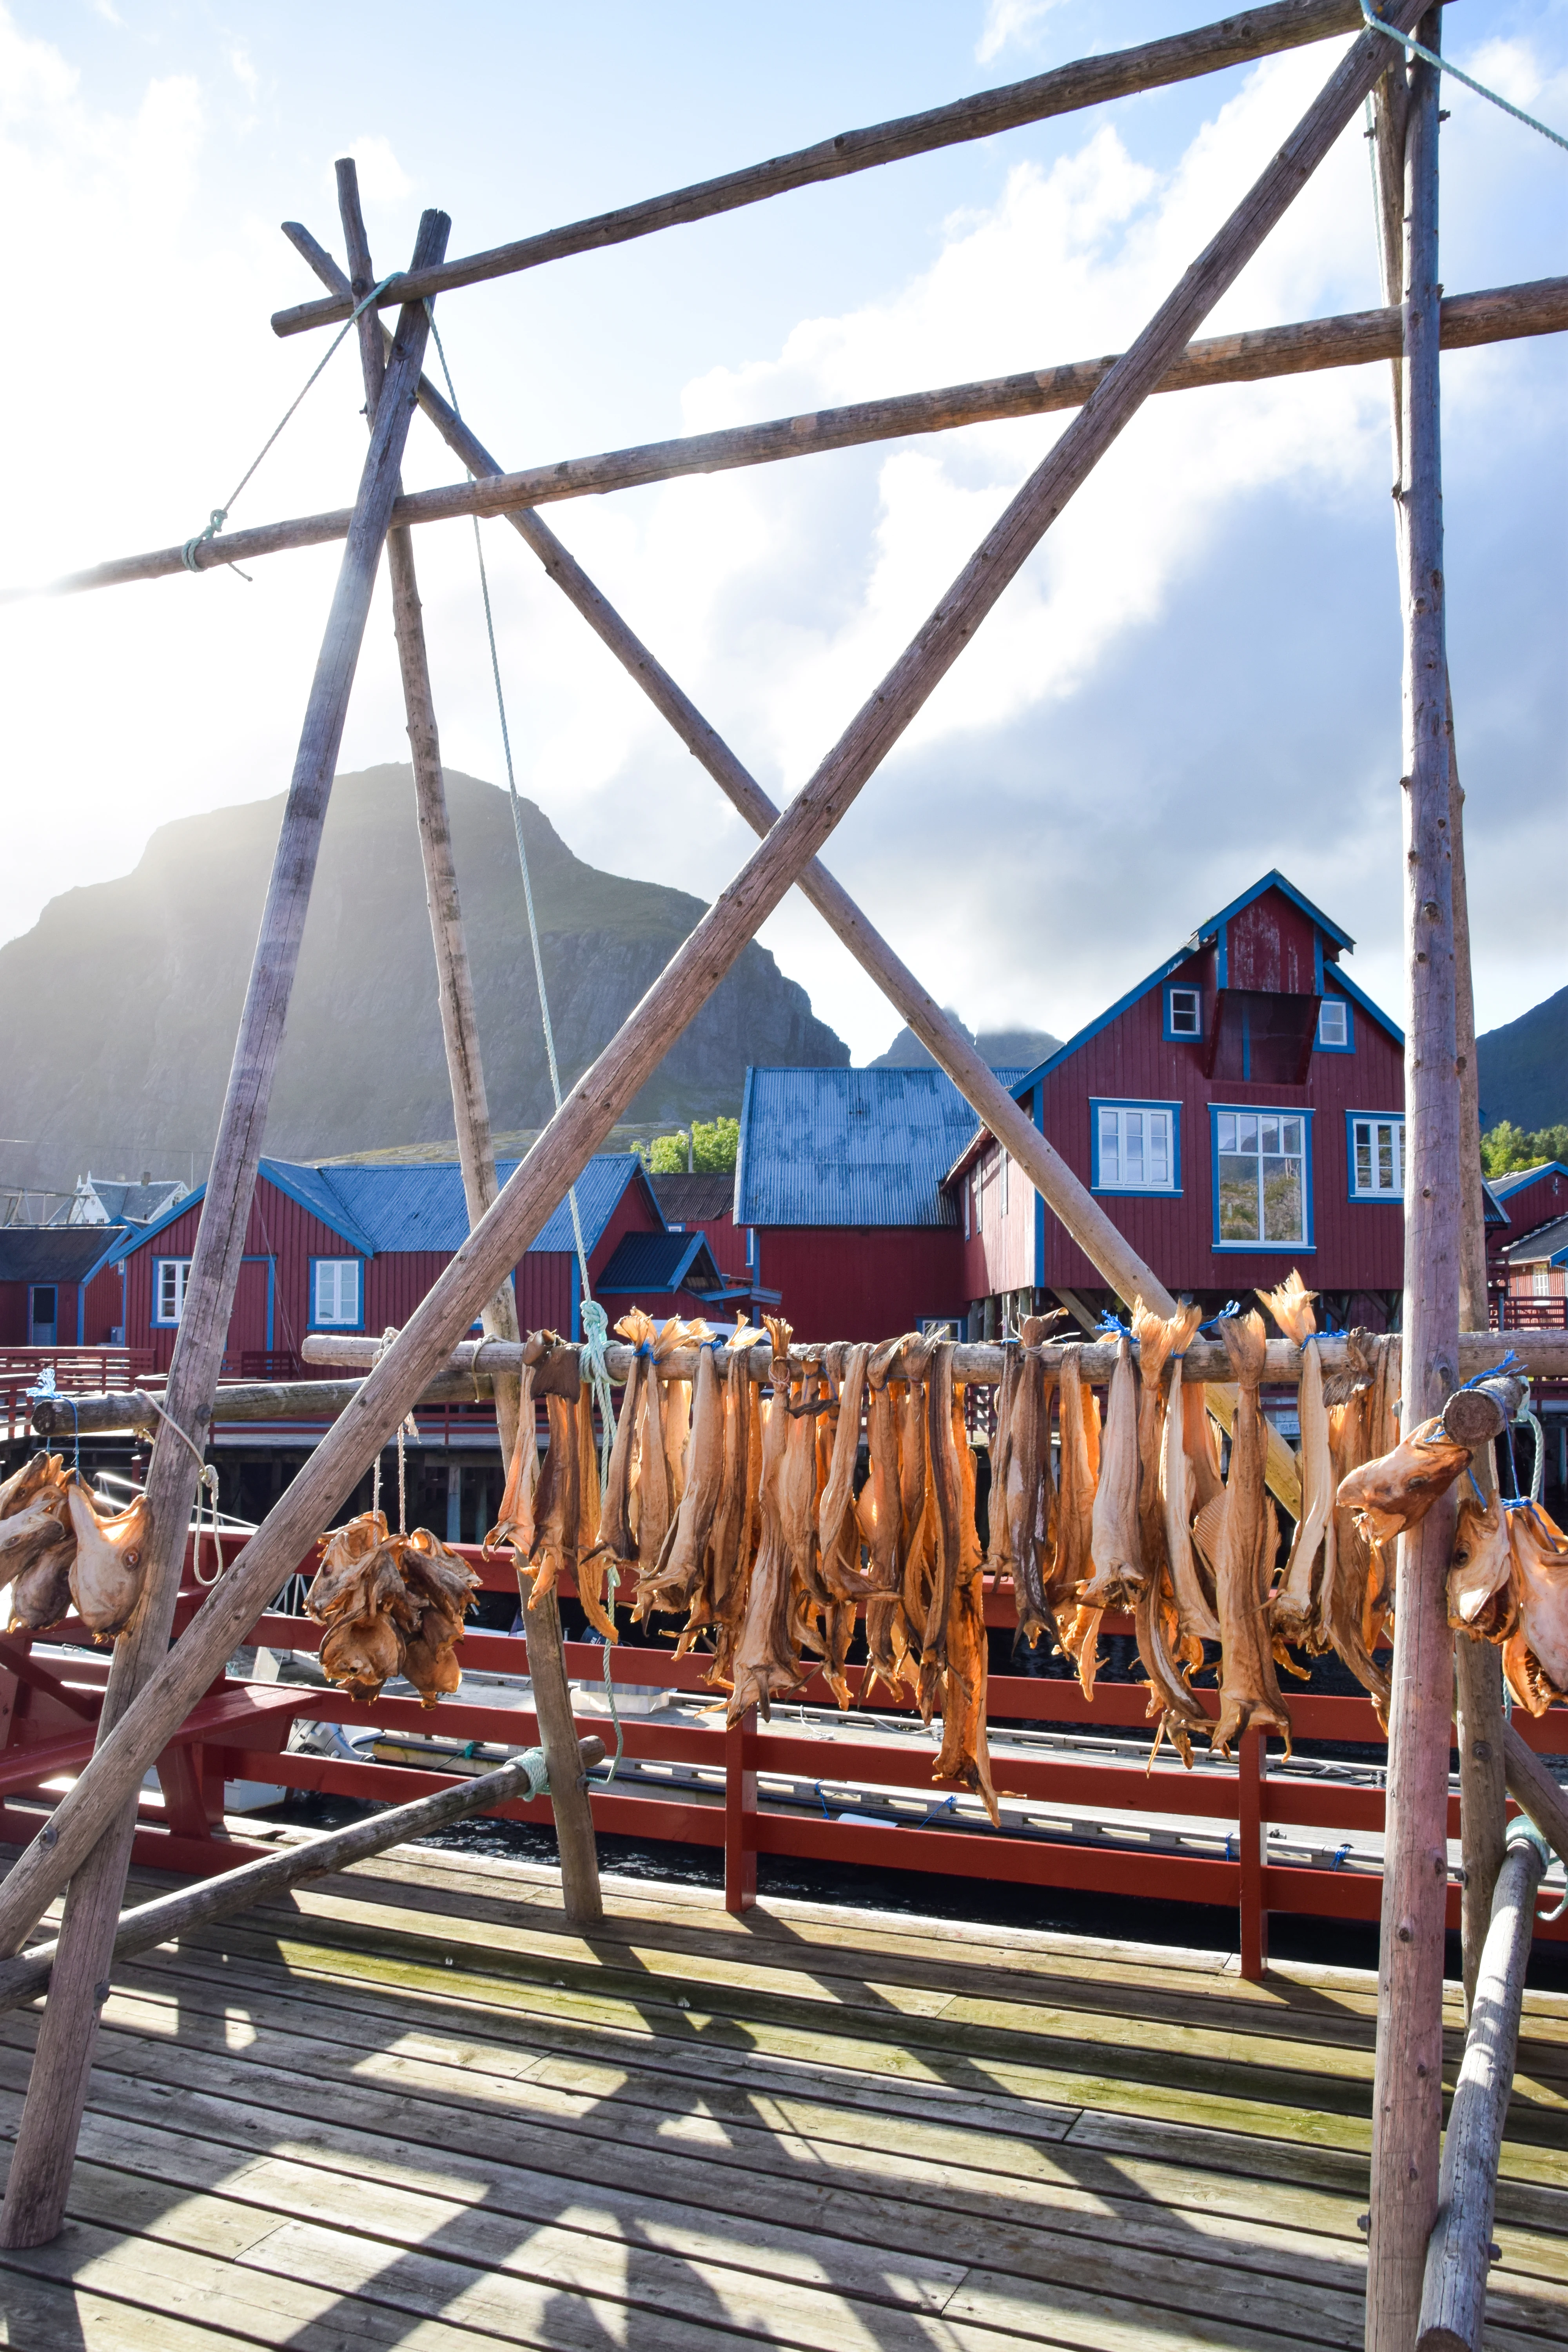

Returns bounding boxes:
[338,160,600,1926]
[0,206,452,2253]
[1367,19,1459,2348]
[0,0,1428,1963]
[1417,1820,1551,2352]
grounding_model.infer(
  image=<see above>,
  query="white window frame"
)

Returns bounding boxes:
[1093,1102,1178,1195]
[1166,984,1202,1040]
[1317,996,1350,1049]
[1350,1114,1405,1200]
[1533,1265,1551,1299]
[1000,1150,1009,1217]
[312,1258,363,1328]
[154,1258,191,1325]
[1214,1108,1310,1248]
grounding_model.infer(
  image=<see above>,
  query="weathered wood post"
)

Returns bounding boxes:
[0,0,1426,1970]
[335,163,601,1925]
[1367,18,1459,2347]
[1371,43,1506,2022]
[0,207,452,2252]
[1417,1819,1551,2351]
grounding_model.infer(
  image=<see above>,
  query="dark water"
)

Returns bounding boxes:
[262,1789,1568,1992]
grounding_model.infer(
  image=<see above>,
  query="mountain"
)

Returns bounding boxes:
[1477,984,1568,1133]
[871,1012,1062,1073]
[0,766,848,1193]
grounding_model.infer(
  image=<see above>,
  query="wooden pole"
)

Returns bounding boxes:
[29,275,1567,599]
[0,2,1430,1962]
[0,1736,605,2016]
[1367,20,1458,2347]
[1417,1822,1551,2352]
[334,162,600,1926]
[1371,43,1506,2027]
[272,0,1364,335]
[0,207,452,2253]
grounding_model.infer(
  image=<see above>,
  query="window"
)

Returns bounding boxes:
[1214,1110,1310,1247]
[1317,996,1353,1051]
[1350,1115,1404,1199]
[154,1258,191,1325]
[1165,984,1203,1040]
[1093,1102,1179,1194]
[311,1258,363,1328]
[1533,1266,1551,1298]
[962,1180,971,1239]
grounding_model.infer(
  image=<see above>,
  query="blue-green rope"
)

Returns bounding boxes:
[181,271,403,574]
[1361,3,1568,154]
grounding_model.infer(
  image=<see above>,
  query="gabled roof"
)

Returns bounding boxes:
[0,1228,127,1285]
[596,1229,724,1294]
[735,1065,1029,1229]
[1504,1212,1568,1267]
[1481,1180,1510,1231]
[109,1153,654,1265]
[1487,1161,1568,1201]
[1007,872,1399,1100]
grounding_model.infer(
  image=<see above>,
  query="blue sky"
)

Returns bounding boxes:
[5,0,1565,1069]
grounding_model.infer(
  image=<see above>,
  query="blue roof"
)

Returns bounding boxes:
[735,1065,1029,1228]
[1487,1161,1568,1201]
[596,1228,721,1294]
[111,1152,652,1263]
[1007,871,1398,1102]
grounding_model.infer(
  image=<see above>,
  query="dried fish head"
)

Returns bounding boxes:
[320,1610,405,1702]
[1446,1486,1516,1639]
[1336,1414,1471,1548]
[0,1452,65,1521]
[1509,1502,1568,1702]
[65,1484,151,1640]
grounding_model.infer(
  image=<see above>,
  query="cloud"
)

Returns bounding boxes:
[976,0,1070,66]
[332,133,410,203]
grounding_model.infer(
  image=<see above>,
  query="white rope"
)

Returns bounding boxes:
[138,1392,223,1585]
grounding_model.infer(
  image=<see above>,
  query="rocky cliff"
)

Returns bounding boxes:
[0,766,848,1191]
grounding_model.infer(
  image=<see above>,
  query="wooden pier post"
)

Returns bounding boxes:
[0,208,452,2251]
[1367,19,1459,2347]
[0,0,1425,1965]
[335,165,601,1924]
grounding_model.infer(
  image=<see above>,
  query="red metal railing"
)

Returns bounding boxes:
[1496,1298,1568,1332]
[1,1349,160,1443]
[2,1534,1563,1980]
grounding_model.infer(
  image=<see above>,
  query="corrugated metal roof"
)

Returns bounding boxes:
[735,1067,1029,1229]
[1489,1162,1568,1200]
[1504,1212,1568,1265]
[597,1229,719,1293]
[301,1154,648,1257]
[0,1229,124,1284]
[650,1172,737,1224]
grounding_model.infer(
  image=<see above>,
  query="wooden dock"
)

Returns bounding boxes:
[1,1835,1565,2350]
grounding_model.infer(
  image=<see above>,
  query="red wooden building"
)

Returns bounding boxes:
[103,1153,741,1374]
[950,873,1406,1333]
[0,1231,123,1350]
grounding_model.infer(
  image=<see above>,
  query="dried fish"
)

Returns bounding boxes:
[1051,1345,1102,1692]
[485,1358,541,1557]
[1002,1319,1056,1648]
[1211,1313,1291,1756]
[65,1484,151,1641]
[1447,1486,1515,1641]
[1337,1414,1471,1552]
[1499,1503,1568,1713]
[859,1337,909,1699]
[728,1318,804,1721]
[1162,1346,1220,1647]
[638,1325,723,1622]
[1257,1273,1333,1648]
[574,1383,618,1643]
[1083,1336,1140,1610]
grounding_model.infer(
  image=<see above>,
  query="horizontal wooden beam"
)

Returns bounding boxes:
[23,277,1563,603]
[0,1735,605,2016]
[270,0,1363,337]
[35,1327,1564,1432]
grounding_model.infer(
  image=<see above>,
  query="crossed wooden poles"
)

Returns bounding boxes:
[0,4,1530,2338]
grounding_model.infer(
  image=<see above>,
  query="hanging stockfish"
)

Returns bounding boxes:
[1,1454,76,1634]
[1319,1336,1393,1719]
[397,1527,482,1704]
[859,1334,911,1699]
[728,1316,805,1720]
[1082,1335,1142,1613]
[1051,1344,1103,1691]
[1161,1343,1220,1647]
[1498,1503,1568,1714]
[486,1348,542,1555]
[1257,1273,1333,1647]
[1211,1312,1291,1756]
[997,1318,1056,1647]
[635,1321,722,1625]
[600,1305,655,1570]
[573,1381,617,1642]
[704,1320,762,1685]
[812,1340,875,1706]
[1125,1301,1208,1767]
[893,1331,940,1703]
[65,1486,153,1642]
[634,1317,686,1573]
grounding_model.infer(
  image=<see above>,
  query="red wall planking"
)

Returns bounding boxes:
[756,1226,964,1342]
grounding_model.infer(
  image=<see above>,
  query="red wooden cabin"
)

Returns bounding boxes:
[949,872,1406,1332]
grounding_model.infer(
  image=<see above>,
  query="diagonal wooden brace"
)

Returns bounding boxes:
[0,0,1423,1964]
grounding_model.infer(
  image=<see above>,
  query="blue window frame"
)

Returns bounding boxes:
[1090,1099,1181,1196]
[1163,983,1203,1042]
[1316,995,1354,1053]
[1347,1112,1405,1200]
[309,1256,365,1330]
[1210,1107,1315,1251]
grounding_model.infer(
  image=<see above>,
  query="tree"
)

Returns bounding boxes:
[1480,1121,1568,1178]
[633,1116,740,1175]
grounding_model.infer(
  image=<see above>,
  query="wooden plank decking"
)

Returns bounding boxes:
[0,1835,1565,2350]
